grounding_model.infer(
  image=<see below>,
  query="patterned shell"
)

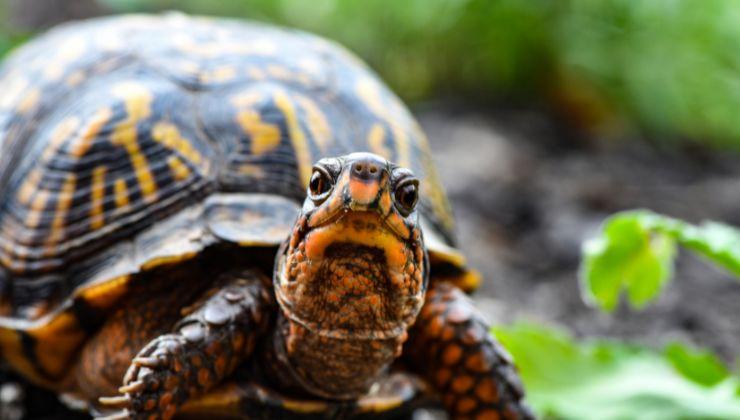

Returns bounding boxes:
[0,14,459,322]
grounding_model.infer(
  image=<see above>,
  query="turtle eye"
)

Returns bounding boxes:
[308,167,333,200]
[394,179,419,215]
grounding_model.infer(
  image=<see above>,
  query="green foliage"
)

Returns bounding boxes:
[100,0,557,101]
[96,0,740,148]
[493,323,740,420]
[580,210,740,312]
[7,1,740,144]
[665,342,730,387]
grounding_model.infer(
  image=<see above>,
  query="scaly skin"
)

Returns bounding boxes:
[405,283,535,420]
[91,270,274,419]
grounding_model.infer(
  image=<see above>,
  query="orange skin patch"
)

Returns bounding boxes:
[348,179,379,206]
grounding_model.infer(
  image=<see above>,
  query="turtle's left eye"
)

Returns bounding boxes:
[309,167,333,200]
[394,179,419,215]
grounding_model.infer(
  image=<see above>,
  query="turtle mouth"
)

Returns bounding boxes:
[274,210,426,339]
[306,202,412,242]
[299,211,410,270]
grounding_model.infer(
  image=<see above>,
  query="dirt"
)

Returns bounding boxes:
[419,103,740,360]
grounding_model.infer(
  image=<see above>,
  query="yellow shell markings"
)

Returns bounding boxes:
[69,107,114,158]
[16,169,43,206]
[25,191,50,230]
[113,178,130,209]
[11,116,81,233]
[234,110,281,156]
[200,66,238,84]
[273,90,313,186]
[65,71,86,87]
[237,164,265,178]
[229,90,278,176]
[265,63,314,86]
[42,36,86,82]
[0,72,41,114]
[45,174,77,247]
[356,76,453,231]
[15,88,41,114]
[178,60,201,76]
[231,91,263,109]
[172,32,277,58]
[356,78,410,168]
[367,123,392,160]
[413,123,455,232]
[266,64,292,81]
[294,95,332,152]
[246,67,267,80]
[167,155,192,181]
[110,81,158,202]
[0,74,30,111]
[41,117,82,161]
[151,121,205,167]
[89,166,108,230]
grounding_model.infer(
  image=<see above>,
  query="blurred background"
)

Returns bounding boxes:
[1,0,739,418]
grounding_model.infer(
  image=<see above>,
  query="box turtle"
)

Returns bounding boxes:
[0,14,533,420]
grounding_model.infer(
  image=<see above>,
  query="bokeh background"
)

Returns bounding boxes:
[1,1,739,418]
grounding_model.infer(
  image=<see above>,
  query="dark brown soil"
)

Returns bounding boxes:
[419,103,740,360]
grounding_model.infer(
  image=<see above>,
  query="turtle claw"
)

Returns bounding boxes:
[109,275,271,419]
[114,334,190,419]
[94,409,130,420]
[133,356,163,368]
[98,395,131,409]
[118,380,145,394]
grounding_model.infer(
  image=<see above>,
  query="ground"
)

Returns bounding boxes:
[420,103,740,360]
[1,104,738,418]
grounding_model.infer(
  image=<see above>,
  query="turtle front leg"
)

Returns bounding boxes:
[98,270,274,420]
[404,283,535,420]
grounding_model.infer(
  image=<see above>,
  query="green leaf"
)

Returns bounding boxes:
[493,323,740,420]
[678,221,740,277]
[580,210,677,311]
[580,210,740,312]
[665,342,730,387]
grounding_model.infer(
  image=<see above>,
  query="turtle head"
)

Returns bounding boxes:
[274,152,428,340]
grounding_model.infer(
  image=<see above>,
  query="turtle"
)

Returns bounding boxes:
[0,13,533,420]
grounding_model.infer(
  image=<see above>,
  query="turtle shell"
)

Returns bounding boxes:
[0,14,475,385]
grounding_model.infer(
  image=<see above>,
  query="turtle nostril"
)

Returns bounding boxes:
[350,159,383,181]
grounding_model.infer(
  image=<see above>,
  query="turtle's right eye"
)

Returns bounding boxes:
[308,167,333,200]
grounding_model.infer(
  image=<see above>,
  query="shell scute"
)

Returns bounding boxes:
[0,72,216,275]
